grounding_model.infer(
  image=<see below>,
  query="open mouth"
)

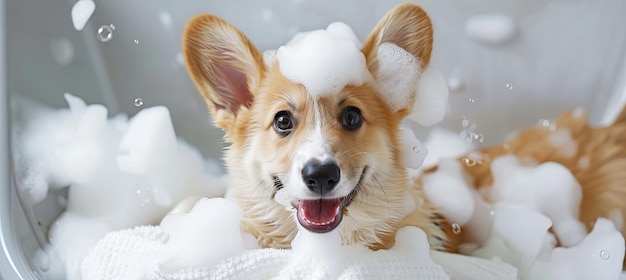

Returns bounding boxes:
[291,197,350,233]
[287,167,366,233]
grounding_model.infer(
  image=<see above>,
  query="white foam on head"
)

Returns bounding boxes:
[276,22,371,98]
[71,0,96,31]
[375,42,421,112]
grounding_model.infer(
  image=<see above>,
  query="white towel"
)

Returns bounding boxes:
[81,226,517,280]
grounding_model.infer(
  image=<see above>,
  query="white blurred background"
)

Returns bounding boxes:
[6,0,626,158]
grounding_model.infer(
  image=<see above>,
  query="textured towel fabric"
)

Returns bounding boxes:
[81,226,517,280]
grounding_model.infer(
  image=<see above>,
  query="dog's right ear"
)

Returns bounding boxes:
[183,15,264,130]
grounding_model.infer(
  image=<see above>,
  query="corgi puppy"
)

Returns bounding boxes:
[183,3,454,251]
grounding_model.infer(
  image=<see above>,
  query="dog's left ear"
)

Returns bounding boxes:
[183,15,265,131]
[361,3,433,115]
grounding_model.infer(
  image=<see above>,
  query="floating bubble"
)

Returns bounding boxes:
[505,83,513,90]
[433,103,439,108]
[97,25,114,42]
[133,39,139,45]
[452,223,462,234]
[600,250,610,260]
[463,158,477,167]
[490,210,495,216]
[134,98,144,107]
[468,98,476,103]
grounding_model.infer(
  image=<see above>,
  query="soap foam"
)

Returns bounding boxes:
[13,95,227,279]
[276,22,371,98]
[375,42,421,112]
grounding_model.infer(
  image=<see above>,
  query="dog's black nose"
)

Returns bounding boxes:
[301,160,341,195]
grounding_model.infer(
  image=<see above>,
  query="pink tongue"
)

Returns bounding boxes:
[295,199,343,233]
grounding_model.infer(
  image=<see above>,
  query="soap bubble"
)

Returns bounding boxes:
[452,223,462,234]
[97,25,115,42]
[468,98,476,103]
[463,157,477,167]
[133,39,139,45]
[600,250,610,260]
[134,98,144,107]
[505,83,513,90]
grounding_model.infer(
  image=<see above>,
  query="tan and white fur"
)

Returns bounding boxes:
[183,3,454,251]
[183,1,626,256]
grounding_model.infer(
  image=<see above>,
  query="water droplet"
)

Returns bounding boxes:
[412,146,420,153]
[134,98,144,107]
[133,39,139,44]
[505,83,513,90]
[490,210,495,216]
[97,25,114,42]
[600,250,610,260]
[461,119,470,128]
[468,98,476,103]
[463,157,477,167]
[434,103,439,108]
[136,189,142,195]
[452,223,462,234]
[473,132,484,143]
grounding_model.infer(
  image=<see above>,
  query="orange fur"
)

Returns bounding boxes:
[183,3,451,251]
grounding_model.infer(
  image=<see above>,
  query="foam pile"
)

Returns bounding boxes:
[273,22,449,127]
[420,129,625,280]
[12,95,227,280]
[82,198,517,280]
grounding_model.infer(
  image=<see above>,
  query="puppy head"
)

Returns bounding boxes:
[184,3,433,245]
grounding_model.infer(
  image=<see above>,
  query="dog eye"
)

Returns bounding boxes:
[274,111,294,135]
[341,107,363,130]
